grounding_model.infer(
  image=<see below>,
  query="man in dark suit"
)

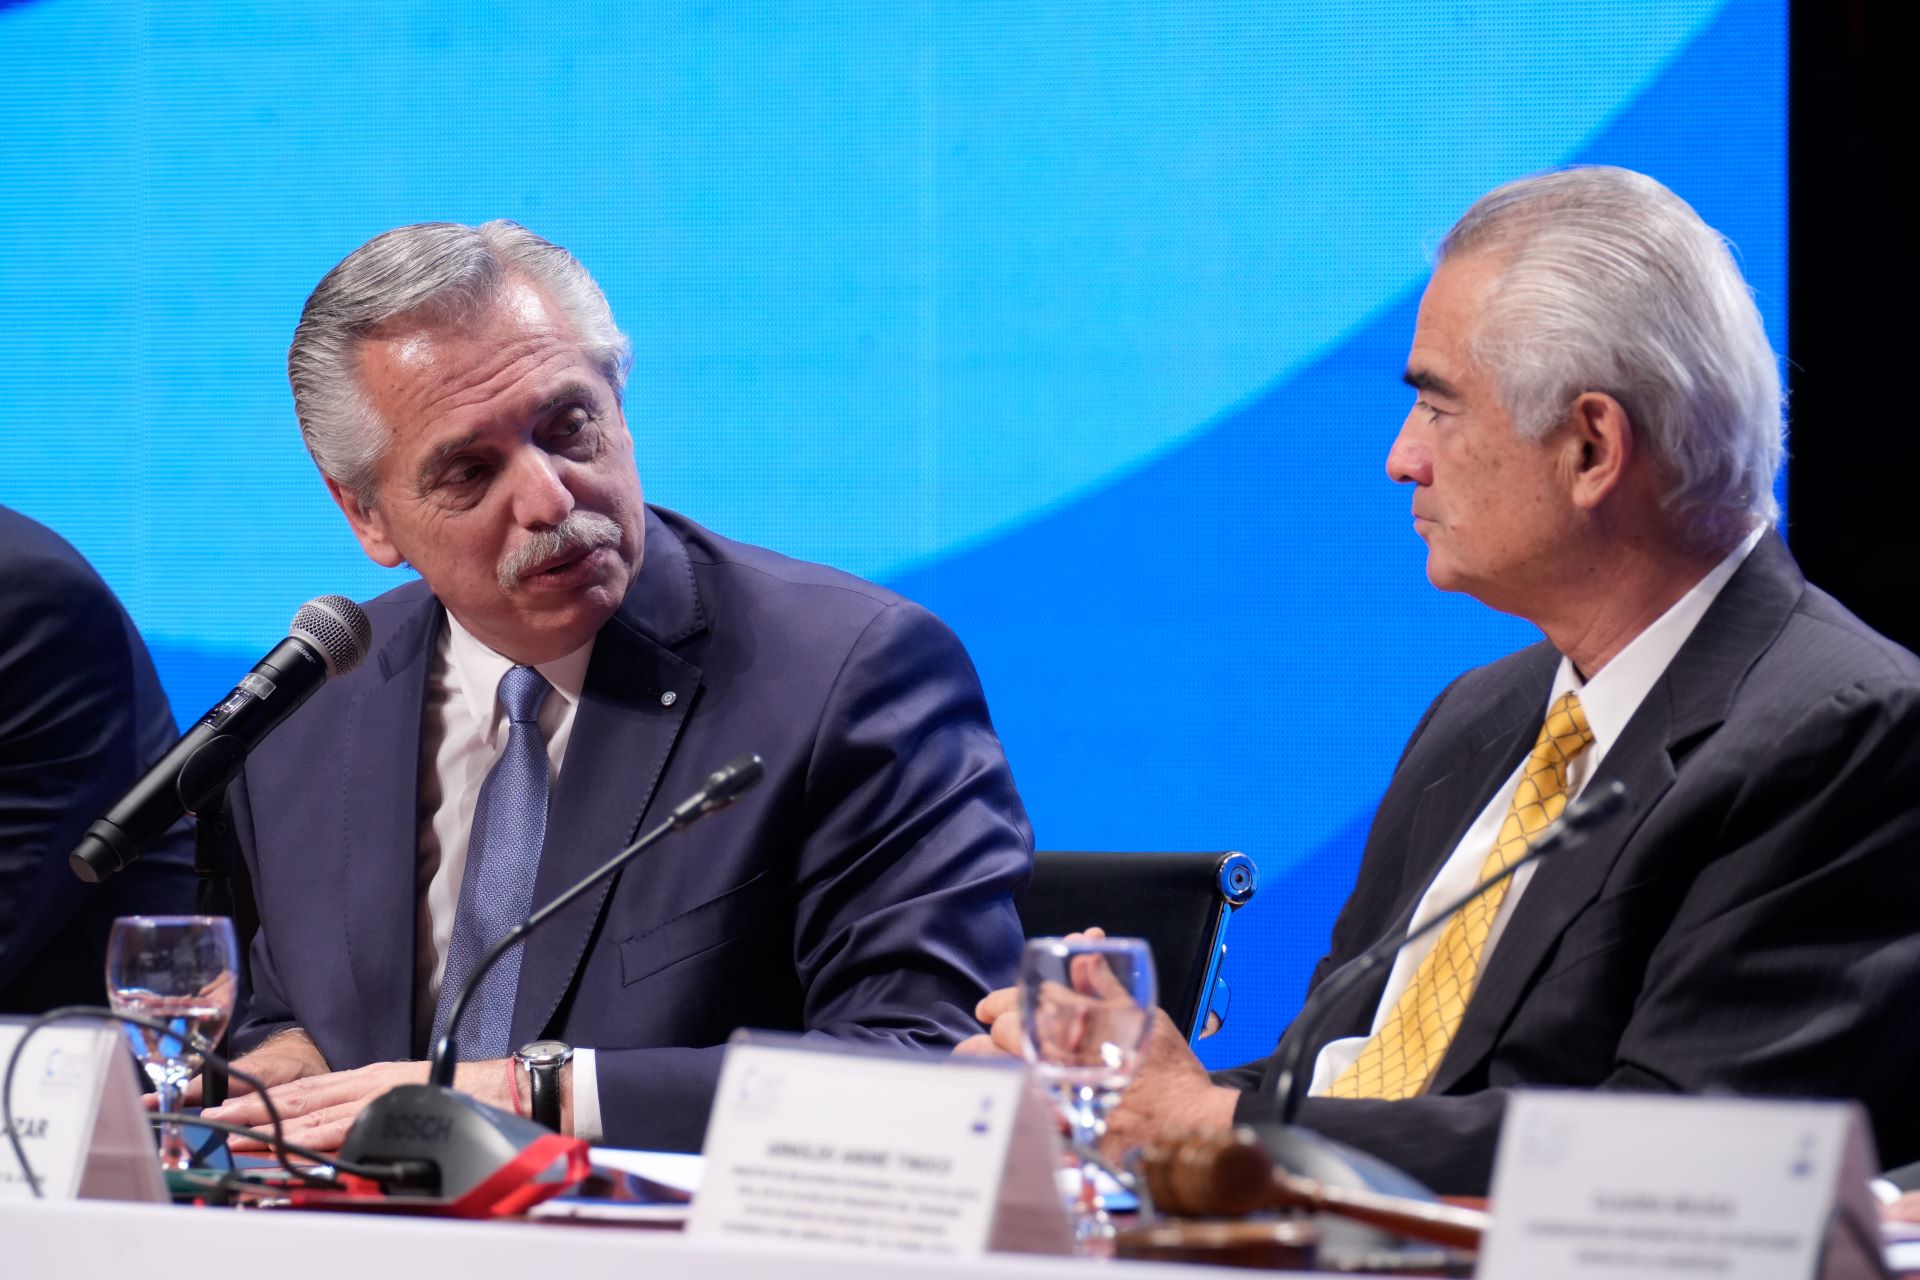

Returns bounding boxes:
[966,166,1920,1193]
[201,222,1030,1152]
[0,505,194,1013]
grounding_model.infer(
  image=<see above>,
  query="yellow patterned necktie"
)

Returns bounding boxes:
[1327,690,1594,1101]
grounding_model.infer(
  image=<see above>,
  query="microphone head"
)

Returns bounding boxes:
[702,753,765,811]
[291,594,373,677]
[1565,779,1628,828]
[667,753,766,829]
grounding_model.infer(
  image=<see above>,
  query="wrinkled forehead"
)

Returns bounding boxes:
[355,280,604,453]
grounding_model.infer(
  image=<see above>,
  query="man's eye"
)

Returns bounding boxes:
[440,462,489,490]
[550,413,600,454]
[1415,398,1446,423]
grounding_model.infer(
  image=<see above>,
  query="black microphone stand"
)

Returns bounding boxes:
[193,790,239,1107]
[1268,779,1629,1127]
[428,753,764,1086]
[338,754,765,1199]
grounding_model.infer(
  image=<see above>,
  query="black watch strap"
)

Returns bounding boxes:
[516,1041,571,1131]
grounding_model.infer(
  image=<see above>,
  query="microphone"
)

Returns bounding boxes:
[1269,779,1628,1126]
[335,752,765,1203]
[431,751,765,1082]
[1213,781,1629,1256]
[69,595,372,883]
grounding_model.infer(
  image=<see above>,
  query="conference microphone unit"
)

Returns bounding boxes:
[1268,778,1627,1125]
[335,752,766,1205]
[69,595,373,884]
[1249,780,1629,1214]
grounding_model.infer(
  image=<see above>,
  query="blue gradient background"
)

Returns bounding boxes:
[0,1,1784,1068]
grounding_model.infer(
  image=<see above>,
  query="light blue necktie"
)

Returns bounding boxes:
[430,664,552,1059]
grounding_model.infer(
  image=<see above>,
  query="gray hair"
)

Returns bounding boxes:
[1439,166,1783,544]
[288,220,632,504]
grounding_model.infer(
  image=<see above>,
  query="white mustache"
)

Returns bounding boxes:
[497,511,624,591]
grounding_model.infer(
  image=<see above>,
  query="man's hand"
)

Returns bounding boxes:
[200,1056,528,1155]
[1097,1005,1240,1160]
[180,1028,330,1107]
[955,925,1111,1060]
[956,925,1241,1161]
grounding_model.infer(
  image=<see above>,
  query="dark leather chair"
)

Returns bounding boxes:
[1016,850,1258,1042]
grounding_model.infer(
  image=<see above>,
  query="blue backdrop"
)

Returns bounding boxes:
[0,0,1784,1069]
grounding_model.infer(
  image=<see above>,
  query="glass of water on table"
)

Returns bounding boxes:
[105,915,239,1170]
[1019,935,1157,1250]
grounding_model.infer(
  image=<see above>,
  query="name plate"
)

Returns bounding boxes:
[1482,1091,1886,1280]
[0,1019,164,1203]
[689,1034,1070,1258]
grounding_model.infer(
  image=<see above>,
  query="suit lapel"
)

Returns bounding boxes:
[1398,672,1550,911]
[342,595,435,1061]
[1429,530,1804,1092]
[509,510,708,1045]
[1255,664,1550,1089]
[1431,704,1679,1091]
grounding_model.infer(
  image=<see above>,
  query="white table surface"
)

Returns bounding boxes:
[0,1195,1353,1280]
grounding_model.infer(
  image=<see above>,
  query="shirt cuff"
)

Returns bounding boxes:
[571,1046,604,1142]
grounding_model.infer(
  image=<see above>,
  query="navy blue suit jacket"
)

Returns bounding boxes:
[0,505,194,1013]
[231,507,1032,1149]
[1220,532,1920,1193]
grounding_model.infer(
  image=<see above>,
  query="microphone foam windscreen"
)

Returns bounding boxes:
[291,595,373,677]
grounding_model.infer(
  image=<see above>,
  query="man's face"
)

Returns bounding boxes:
[1385,253,1576,615]
[328,277,645,664]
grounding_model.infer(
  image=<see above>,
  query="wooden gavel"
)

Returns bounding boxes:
[1134,1128,1489,1252]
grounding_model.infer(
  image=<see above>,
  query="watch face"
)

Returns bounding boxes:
[518,1039,573,1066]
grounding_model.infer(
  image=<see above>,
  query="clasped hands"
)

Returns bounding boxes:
[954,927,1240,1160]
[183,1029,551,1155]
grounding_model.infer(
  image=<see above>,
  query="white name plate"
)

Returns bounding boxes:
[689,1034,1070,1258]
[0,1019,164,1203]
[1482,1091,1887,1280]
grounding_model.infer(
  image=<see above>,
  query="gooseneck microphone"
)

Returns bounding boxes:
[336,752,765,1200]
[1270,779,1629,1126]
[430,750,766,1082]
[69,595,372,883]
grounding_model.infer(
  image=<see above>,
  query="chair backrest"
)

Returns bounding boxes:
[1015,850,1257,1042]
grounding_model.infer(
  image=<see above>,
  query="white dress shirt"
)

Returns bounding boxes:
[414,612,605,1138]
[1308,523,1767,1095]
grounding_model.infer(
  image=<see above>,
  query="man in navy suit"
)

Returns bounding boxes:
[203,222,1030,1152]
[0,504,194,1013]
[967,167,1920,1193]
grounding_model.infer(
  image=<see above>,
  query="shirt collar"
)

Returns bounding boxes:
[1550,522,1768,752]
[439,610,595,743]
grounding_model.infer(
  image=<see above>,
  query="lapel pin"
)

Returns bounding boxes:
[660,690,678,707]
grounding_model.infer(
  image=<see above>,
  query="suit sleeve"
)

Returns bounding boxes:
[1235,674,1920,1194]
[592,600,1033,1149]
[0,553,146,992]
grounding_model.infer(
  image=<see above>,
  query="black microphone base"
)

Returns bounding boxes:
[338,1084,570,1200]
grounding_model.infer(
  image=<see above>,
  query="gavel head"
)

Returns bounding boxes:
[1137,1127,1276,1218]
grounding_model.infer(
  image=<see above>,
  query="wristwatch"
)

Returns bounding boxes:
[514,1039,573,1131]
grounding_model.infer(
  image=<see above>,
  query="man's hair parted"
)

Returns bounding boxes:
[287,220,632,504]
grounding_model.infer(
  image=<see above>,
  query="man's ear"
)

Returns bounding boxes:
[1565,391,1635,511]
[323,473,405,568]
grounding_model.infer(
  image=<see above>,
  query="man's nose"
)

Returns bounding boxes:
[1386,415,1433,486]
[510,450,576,527]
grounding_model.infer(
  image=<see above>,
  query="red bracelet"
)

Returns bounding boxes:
[506,1056,525,1117]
